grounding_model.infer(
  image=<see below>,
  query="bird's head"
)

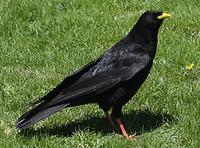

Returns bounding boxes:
[137,10,172,28]
[128,10,171,55]
[129,10,171,43]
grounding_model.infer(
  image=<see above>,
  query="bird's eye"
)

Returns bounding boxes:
[152,13,159,18]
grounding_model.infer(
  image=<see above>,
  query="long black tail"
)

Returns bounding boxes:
[15,101,70,129]
[15,88,97,129]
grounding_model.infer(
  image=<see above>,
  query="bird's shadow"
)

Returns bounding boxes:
[19,109,175,138]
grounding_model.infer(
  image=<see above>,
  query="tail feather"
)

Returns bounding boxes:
[16,102,69,129]
[16,88,95,129]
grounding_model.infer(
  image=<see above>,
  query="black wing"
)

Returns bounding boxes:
[43,48,151,107]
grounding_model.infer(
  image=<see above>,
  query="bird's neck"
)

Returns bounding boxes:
[129,24,159,57]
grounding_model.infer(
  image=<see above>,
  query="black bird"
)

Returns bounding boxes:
[16,11,171,140]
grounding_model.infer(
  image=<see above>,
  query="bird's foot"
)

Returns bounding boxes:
[125,135,137,141]
[115,118,137,141]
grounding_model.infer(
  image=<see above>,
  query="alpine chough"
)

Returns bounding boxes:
[16,10,171,140]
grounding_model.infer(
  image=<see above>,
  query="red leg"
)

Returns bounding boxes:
[115,118,136,140]
[105,113,115,129]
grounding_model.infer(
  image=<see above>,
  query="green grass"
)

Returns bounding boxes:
[0,0,199,147]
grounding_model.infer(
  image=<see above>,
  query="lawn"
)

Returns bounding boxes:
[0,0,199,147]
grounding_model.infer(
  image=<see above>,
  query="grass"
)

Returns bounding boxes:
[0,0,199,147]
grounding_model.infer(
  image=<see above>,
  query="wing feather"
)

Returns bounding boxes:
[44,50,150,107]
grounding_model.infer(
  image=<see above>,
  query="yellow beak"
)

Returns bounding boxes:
[157,13,172,19]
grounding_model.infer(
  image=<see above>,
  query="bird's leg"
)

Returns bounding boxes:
[105,112,115,129]
[115,118,136,140]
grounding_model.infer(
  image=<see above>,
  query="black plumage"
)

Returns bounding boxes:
[16,10,171,140]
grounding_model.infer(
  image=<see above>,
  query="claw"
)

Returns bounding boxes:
[125,134,137,141]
